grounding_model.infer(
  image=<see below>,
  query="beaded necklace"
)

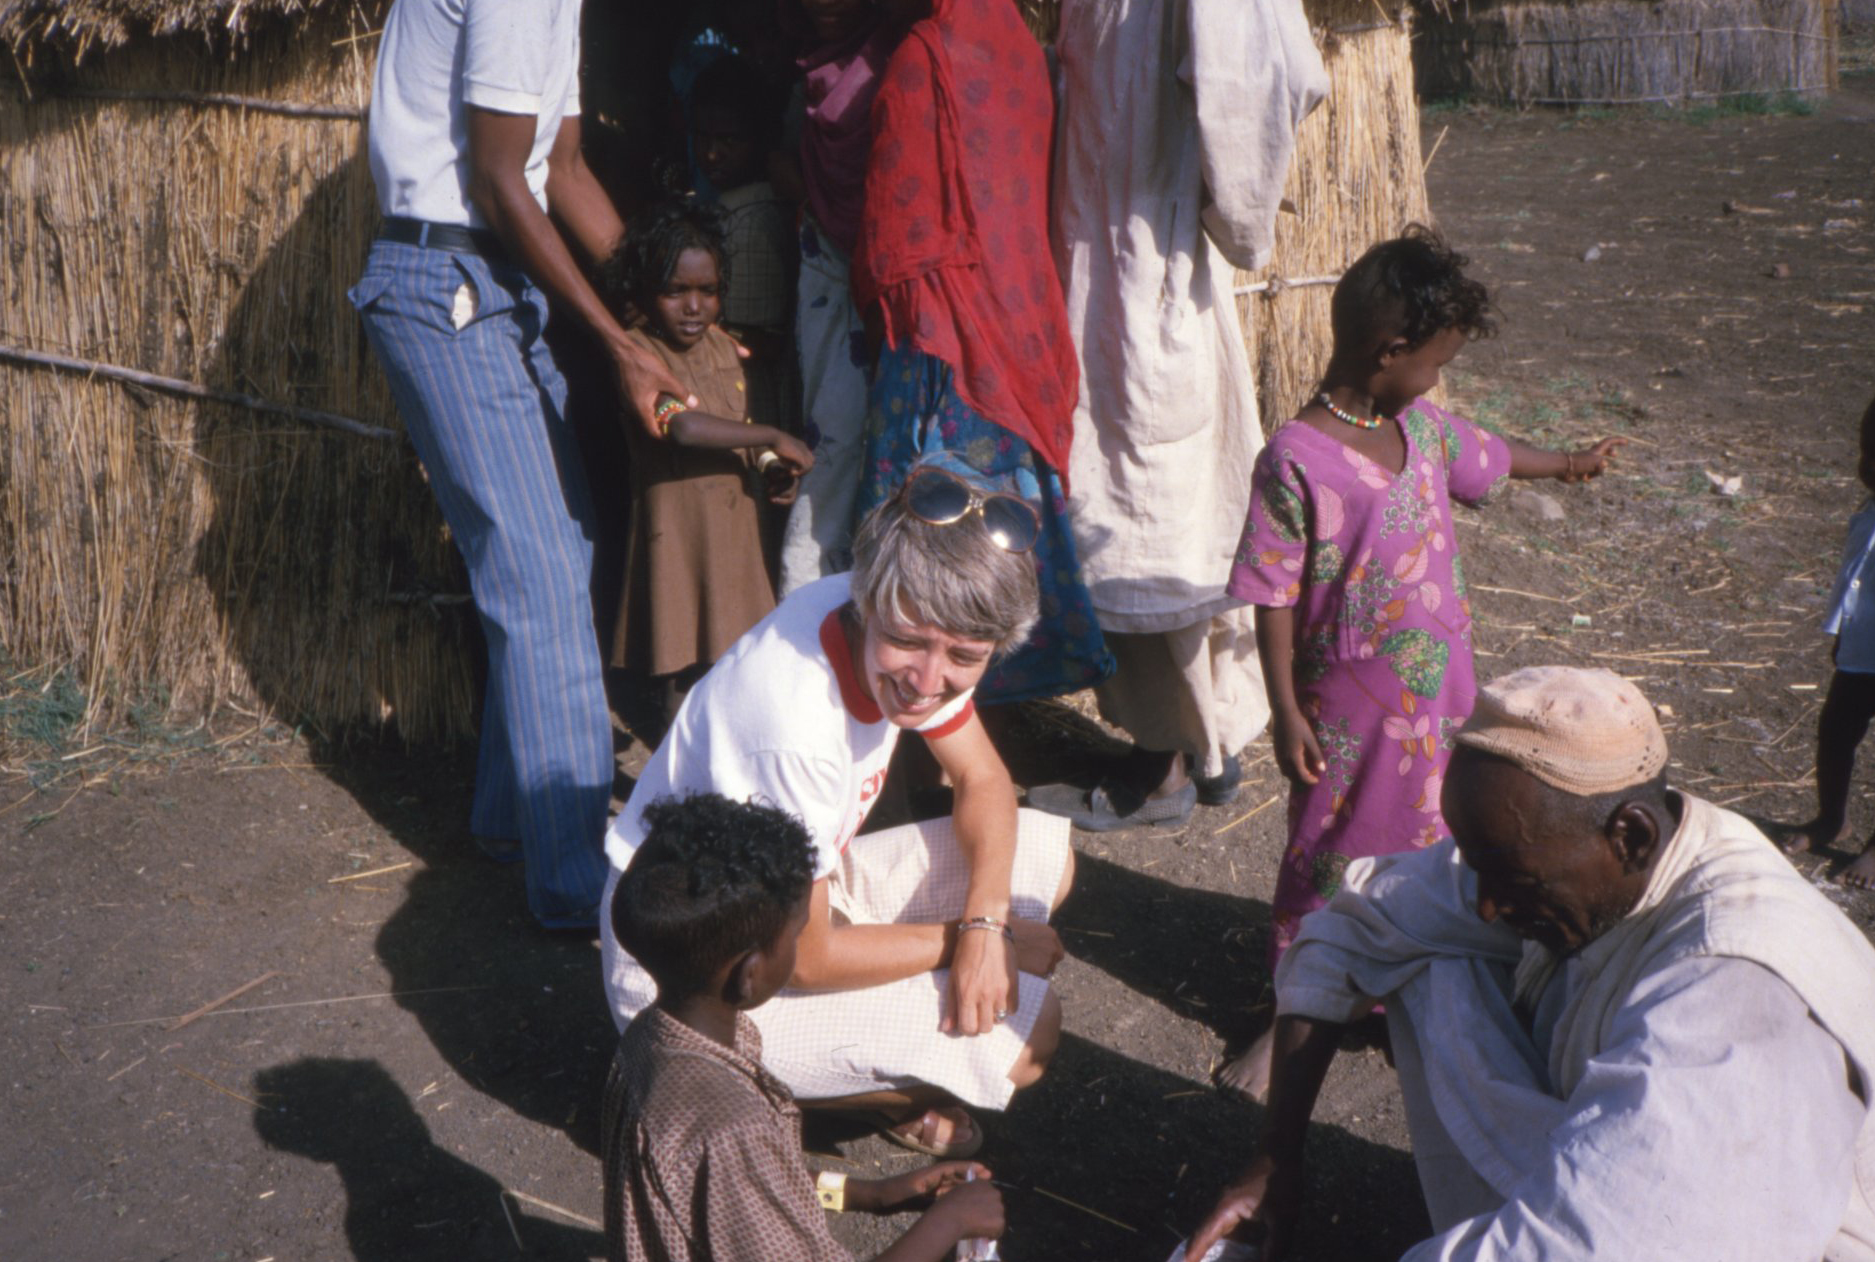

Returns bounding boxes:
[1317,391,1383,431]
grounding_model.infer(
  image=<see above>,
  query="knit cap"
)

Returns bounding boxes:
[1455,666,1668,795]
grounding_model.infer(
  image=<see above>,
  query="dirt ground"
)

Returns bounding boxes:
[5,67,1874,1262]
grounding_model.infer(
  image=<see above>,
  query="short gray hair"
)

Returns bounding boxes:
[848,491,1040,655]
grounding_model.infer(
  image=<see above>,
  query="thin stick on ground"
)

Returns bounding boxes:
[504,1189,601,1230]
[1471,584,1578,604]
[106,1055,147,1082]
[90,985,490,1028]
[327,862,413,884]
[498,1191,526,1250]
[167,970,282,1031]
[176,1065,268,1110]
[1214,794,1283,837]
[1031,1185,1138,1233]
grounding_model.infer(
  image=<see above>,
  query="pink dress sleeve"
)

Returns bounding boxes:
[1227,439,1310,608]
[1418,399,1512,507]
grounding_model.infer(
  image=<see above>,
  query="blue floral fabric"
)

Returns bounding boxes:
[858,343,1114,704]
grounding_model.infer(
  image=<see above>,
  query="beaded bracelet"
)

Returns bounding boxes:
[653,396,687,435]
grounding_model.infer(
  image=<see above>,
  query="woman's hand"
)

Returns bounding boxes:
[1558,436,1627,483]
[945,925,1013,1036]
[763,433,815,505]
[864,1161,990,1212]
[1009,918,1063,978]
[1184,1153,1302,1262]
[1271,704,1324,787]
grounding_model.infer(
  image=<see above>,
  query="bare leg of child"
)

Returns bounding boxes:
[1766,669,1875,853]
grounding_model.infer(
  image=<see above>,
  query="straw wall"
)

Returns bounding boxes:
[1238,4,1435,424]
[1416,0,1839,106]
[1,6,480,740]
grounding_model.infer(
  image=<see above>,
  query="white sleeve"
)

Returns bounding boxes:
[1277,839,1524,1023]
[1180,0,1328,271]
[1403,956,1864,1262]
[564,17,582,117]
[722,750,851,881]
[461,0,552,116]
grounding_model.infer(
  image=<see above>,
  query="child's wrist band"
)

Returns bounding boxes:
[815,1171,847,1213]
[755,449,780,473]
[653,397,687,434]
[1564,451,1578,477]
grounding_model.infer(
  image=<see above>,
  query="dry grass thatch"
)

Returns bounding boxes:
[0,0,328,65]
[1238,9,1435,424]
[2,2,481,742]
[1415,0,1839,106]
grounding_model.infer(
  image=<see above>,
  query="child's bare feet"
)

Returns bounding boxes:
[1762,816,1849,855]
[1838,844,1875,891]
[1214,1028,1276,1103]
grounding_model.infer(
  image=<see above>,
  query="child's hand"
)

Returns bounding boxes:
[762,434,815,505]
[1272,706,1325,787]
[1009,917,1064,977]
[922,1178,1004,1246]
[1559,437,1626,483]
[869,1161,990,1211]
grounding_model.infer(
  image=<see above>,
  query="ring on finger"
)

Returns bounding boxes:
[993,1009,1009,1023]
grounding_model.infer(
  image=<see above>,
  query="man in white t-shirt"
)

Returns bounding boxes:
[601,477,1076,1155]
[350,0,686,928]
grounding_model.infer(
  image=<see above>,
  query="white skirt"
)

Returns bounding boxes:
[602,809,1072,1110]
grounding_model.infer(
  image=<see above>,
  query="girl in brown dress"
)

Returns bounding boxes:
[602,202,813,723]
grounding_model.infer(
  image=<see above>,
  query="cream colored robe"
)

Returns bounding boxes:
[1277,794,1875,1262]
[1050,0,1325,771]
[1050,0,1326,634]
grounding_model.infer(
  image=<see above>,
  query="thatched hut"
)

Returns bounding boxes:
[6,0,1435,742]
[1414,0,1839,107]
[0,0,502,741]
[1019,0,1438,428]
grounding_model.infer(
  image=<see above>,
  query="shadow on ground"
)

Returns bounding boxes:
[255,1057,605,1260]
[1059,852,1274,1048]
[309,736,623,1157]
[934,1033,1424,1262]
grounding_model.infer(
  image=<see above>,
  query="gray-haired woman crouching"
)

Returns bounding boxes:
[600,465,1075,1156]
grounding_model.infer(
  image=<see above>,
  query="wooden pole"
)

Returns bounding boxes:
[0,344,397,440]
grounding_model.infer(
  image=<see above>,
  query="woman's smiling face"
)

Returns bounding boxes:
[856,609,994,727]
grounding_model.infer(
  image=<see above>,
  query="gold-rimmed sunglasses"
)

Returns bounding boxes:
[899,467,1041,554]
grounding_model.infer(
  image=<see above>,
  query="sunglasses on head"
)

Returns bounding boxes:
[900,467,1041,554]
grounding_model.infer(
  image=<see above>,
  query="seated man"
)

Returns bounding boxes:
[1189,666,1875,1262]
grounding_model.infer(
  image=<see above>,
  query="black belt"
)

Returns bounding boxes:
[378,216,507,259]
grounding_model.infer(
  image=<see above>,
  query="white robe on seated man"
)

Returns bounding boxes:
[1276,792,1875,1262]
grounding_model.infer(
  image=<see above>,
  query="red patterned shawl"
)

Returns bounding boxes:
[850,0,1078,484]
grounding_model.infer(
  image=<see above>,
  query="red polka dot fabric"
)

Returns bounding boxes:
[851,0,1079,487]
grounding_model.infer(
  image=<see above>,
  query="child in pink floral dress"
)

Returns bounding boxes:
[1217,227,1624,1098]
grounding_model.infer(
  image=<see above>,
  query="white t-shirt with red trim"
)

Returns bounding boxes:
[604,575,976,880]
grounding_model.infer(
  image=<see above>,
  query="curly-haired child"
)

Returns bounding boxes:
[601,200,812,727]
[603,792,1005,1262]
[1217,226,1624,1099]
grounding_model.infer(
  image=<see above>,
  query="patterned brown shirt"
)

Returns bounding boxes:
[601,1006,851,1262]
